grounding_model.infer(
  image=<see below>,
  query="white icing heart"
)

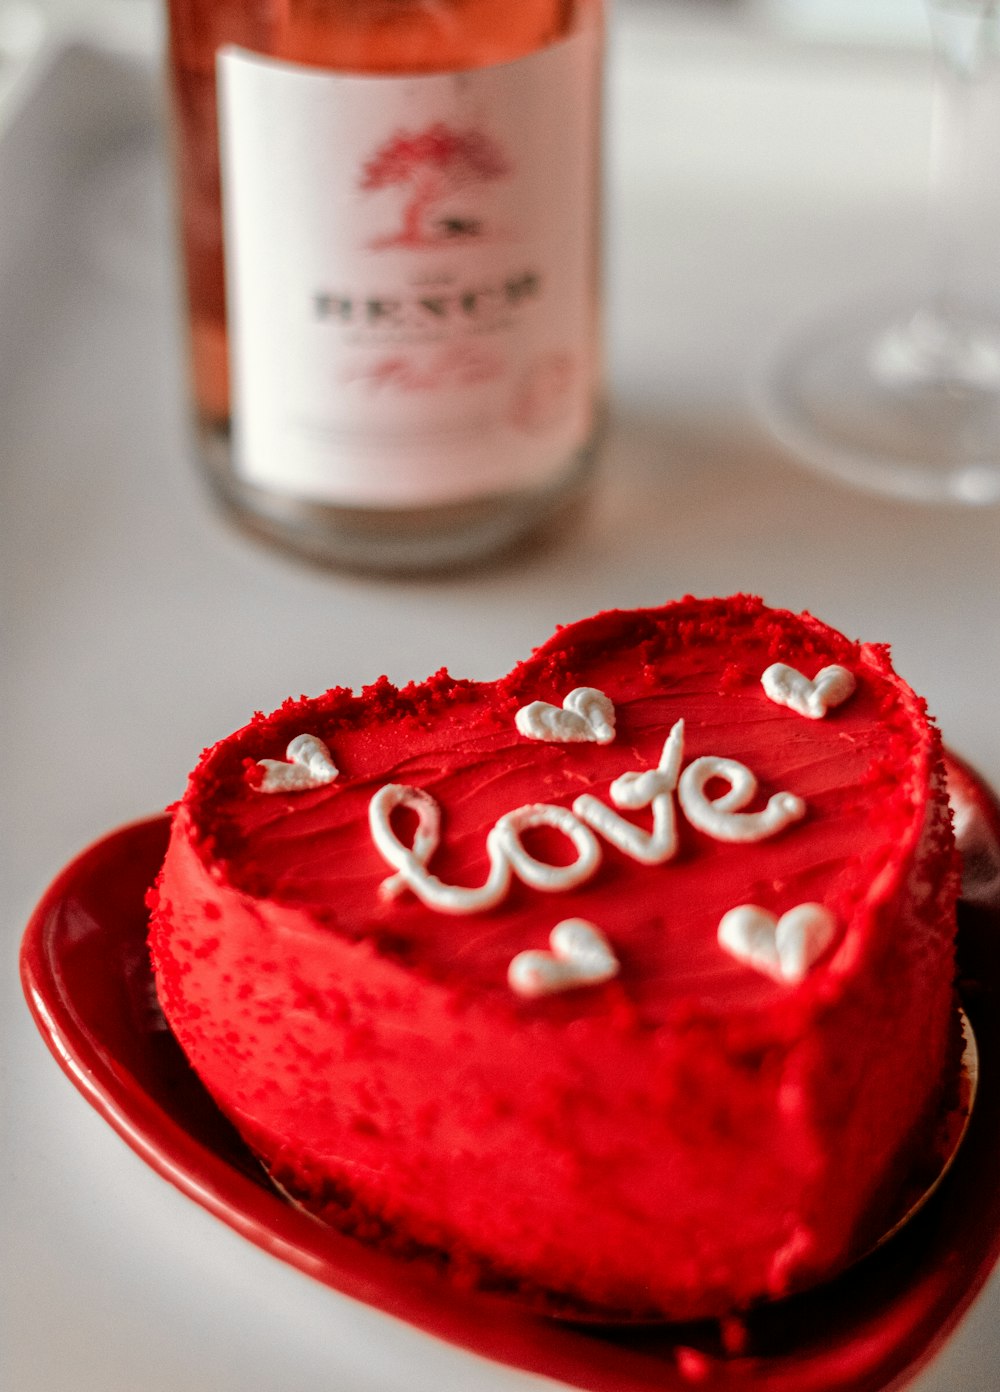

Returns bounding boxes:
[508,918,620,997]
[257,733,339,793]
[717,903,837,983]
[761,663,856,720]
[515,687,616,745]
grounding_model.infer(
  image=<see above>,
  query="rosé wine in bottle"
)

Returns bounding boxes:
[165,0,605,571]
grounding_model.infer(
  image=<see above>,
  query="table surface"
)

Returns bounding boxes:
[4,5,1000,1389]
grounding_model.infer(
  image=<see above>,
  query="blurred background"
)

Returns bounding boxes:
[0,0,947,103]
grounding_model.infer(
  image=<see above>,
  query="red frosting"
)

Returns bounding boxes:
[148,595,960,1319]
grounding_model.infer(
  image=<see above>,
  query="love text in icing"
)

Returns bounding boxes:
[571,717,684,864]
[370,720,805,915]
[508,919,620,997]
[761,663,856,720]
[678,756,804,842]
[371,786,601,915]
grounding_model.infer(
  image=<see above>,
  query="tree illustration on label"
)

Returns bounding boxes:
[361,123,511,249]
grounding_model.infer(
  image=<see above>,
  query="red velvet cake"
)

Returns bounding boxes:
[147,595,960,1320]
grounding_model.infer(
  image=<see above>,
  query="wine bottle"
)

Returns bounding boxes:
[165,0,605,572]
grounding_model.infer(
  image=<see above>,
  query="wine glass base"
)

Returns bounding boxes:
[755,297,1000,505]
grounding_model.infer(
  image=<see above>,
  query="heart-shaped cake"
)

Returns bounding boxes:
[148,595,960,1320]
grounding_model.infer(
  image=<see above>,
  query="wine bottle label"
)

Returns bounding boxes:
[217,31,601,508]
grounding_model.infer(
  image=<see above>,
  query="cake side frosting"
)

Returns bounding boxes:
[148,595,959,1318]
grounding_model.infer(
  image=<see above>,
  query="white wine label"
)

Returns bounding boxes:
[217,31,601,507]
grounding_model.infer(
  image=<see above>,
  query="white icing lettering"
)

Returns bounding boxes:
[573,720,684,865]
[257,733,338,792]
[678,756,805,843]
[370,784,512,913]
[492,804,602,892]
[371,787,601,912]
[369,723,807,915]
[515,686,616,744]
[761,663,856,720]
[718,903,837,982]
[508,919,619,997]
